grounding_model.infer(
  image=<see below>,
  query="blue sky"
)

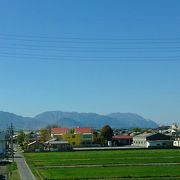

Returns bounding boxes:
[0,0,180,124]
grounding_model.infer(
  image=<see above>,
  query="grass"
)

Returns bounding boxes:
[25,149,180,179]
[7,162,20,180]
[0,162,20,180]
[38,165,180,179]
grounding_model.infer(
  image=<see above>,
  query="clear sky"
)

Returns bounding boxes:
[0,0,180,124]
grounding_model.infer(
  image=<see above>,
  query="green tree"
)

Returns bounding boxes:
[93,131,101,144]
[132,128,142,133]
[101,125,113,145]
[17,130,25,146]
[39,128,50,142]
[25,131,35,143]
[70,128,75,134]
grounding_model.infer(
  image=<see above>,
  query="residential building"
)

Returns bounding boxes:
[133,133,173,148]
[173,137,180,147]
[112,136,133,146]
[26,141,45,152]
[62,133,81,146]
[0,132,6,158]
[51,128,69,140]
[46,141,71,152]
[74,127,93,145]
[50,127,93,146]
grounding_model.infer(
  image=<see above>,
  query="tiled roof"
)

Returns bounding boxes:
[51,128,69,135]
[112,136,133,140]
[75,127,93,134]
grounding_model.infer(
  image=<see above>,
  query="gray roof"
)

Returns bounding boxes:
[134,133,156,138]
[45,138,57,144]
[48,141,69,145]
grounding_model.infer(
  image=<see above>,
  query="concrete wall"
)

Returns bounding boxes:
[173,140,180,147]
[133,137,147,147]
[147,140,173,148]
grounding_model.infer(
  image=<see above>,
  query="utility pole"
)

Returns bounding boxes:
[10,123,14,162]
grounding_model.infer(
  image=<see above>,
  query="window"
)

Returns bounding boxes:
[83,134,92,139]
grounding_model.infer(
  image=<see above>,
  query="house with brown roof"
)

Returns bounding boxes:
[74,128,93,145]
[50,127,93,146]
[112,136,133,146]
[51,128,69,140]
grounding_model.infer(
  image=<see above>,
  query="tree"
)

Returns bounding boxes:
[101,125,113,145]
[93,130,101,144]
[17,130,25,146]
[39,129,50,142]
[70,128,75,134]
[25,131,35,143]
[132,128,142,133]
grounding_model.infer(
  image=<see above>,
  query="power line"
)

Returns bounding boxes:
[0,54,179,62]
[0,33,179,62]
[0,34,180,44]
[0,47,179,54]
[0,45,180,52]
[1,43,179,50]
[0,33,180,41]
[0,51,179,58]
[1,36,180,44]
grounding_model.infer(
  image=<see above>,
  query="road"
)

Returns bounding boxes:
[14,150,36,180]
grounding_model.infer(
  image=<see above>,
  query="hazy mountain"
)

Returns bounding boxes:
[107,113,157,128]
[0,111,34,130]
[0,110,158,130]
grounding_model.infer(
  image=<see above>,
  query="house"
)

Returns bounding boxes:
[51,127,80,146]
[46,141,71,152]
[51,128,69,140]
[51,127,93,146]
[173,137,180,147]
[112,136,133,146]
[0,132,6,158]
[133,133,173,148]
[74,128,93,146]
[26,141,45,152]
[173,130,180,147]
[62,133,81,146]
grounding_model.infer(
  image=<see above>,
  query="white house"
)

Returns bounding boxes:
[173,137,180,147]
[133,133,173,148]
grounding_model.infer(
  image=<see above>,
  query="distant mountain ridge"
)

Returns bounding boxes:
[0,110,158,130]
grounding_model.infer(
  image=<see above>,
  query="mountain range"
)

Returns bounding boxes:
[0,111,158,130]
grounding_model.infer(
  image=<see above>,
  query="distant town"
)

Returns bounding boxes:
[1,123,180,156]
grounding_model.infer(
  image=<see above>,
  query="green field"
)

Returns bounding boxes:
[25,149,180,180]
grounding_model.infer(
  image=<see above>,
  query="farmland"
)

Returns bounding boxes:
[25,149,180,179]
